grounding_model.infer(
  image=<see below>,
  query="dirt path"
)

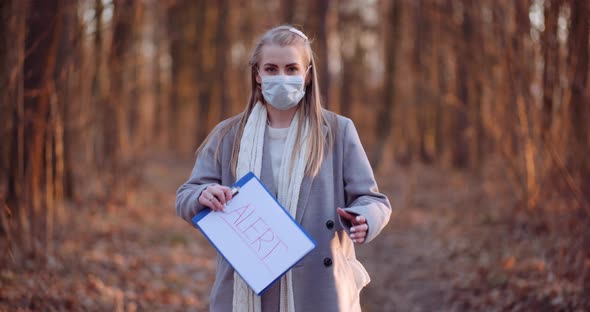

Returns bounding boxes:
[4,154,587,311]
[0,156,494,311]
[358,166,454,312]
[151,158,457,311]
[137,157,459,311]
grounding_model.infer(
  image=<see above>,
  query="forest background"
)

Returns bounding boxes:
[1,0,589,310]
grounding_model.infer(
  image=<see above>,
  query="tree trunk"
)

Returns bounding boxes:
[167,0,202,153]
[198,0,218,143]
[413,0,433,163]
[216,0,230,119]
[1,0,28,258]
[308,0,331,108]
[371,0,400,170]
[110,0,136,166]
[452,1,471,168]
[541,0,560,142]
[282,0,297,24]
[338,0,360,118]
[567,0,590,196]
[20,0,63,258]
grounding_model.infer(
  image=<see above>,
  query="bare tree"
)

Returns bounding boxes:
[371,0,401,170]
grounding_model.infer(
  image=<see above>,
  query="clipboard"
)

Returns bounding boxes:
[192,172,317,295]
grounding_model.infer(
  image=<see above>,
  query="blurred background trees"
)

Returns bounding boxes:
[0,0,589,307]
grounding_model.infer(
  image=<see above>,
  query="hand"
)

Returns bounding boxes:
[198,184,232,212]
[337,208,368,244]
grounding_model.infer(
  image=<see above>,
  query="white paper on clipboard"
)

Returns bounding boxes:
[192,172,316,295]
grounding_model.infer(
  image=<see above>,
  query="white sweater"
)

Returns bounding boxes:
[266,125,289,190]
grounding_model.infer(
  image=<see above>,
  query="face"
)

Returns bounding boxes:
[256,44,309,84]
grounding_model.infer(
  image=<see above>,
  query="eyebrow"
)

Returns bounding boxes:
[262,63,301,67]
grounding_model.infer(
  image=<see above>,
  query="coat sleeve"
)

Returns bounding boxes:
[175,126,225,225]
[338,118,392,243]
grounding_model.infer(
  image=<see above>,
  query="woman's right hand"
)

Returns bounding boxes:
[198,184,233,212]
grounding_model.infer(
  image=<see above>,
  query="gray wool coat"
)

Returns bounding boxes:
[175,110,392,312]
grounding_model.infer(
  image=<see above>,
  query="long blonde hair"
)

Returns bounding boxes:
[197,25,332,178]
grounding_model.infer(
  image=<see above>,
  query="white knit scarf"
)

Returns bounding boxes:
[233,102,309,312]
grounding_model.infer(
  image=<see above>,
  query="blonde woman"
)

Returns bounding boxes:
[176,25,391,312]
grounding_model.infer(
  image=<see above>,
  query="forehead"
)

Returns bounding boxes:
[260,44,306,66]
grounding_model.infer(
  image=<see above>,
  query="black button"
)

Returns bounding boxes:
[326,220,334,229]
[323,257,332,267]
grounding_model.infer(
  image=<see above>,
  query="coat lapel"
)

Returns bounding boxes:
[295,176,313,222]
[259,121,329,223]
[295,123,329,222]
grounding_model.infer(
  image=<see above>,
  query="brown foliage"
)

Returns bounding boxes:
[1,0,589,310]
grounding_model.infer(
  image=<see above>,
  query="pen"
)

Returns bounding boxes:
[221,187,240,210]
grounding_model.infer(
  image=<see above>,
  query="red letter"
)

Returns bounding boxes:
[242,217,268,241]
[261,239,288,260]
[221,204,253,227]
[251,228,274,253]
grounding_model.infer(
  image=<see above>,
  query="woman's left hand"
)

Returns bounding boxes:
[337,208,368,244]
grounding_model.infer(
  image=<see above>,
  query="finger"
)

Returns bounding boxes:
[349,233,365,244]
[354,223,369,232]
[351,230,366,239]
[210,196,224,212]
[349,225,366,235]
[199,190,211,207]
[337,208,356,221]
[349,236,365,243]
[209,187,227,205]
[351,215,367,226]
[222,186,232,202]
[201,189,223,211]
[350,223,368,236]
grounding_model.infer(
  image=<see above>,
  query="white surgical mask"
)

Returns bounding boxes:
[259,68,309,110]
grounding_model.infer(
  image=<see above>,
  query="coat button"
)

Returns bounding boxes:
[325,220,334,229]
[323,257,332,267]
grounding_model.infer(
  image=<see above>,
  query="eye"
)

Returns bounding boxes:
[287,66,299,74]
[264,67,276,74]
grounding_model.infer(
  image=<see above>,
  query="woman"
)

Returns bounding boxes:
[176,25,391,312]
